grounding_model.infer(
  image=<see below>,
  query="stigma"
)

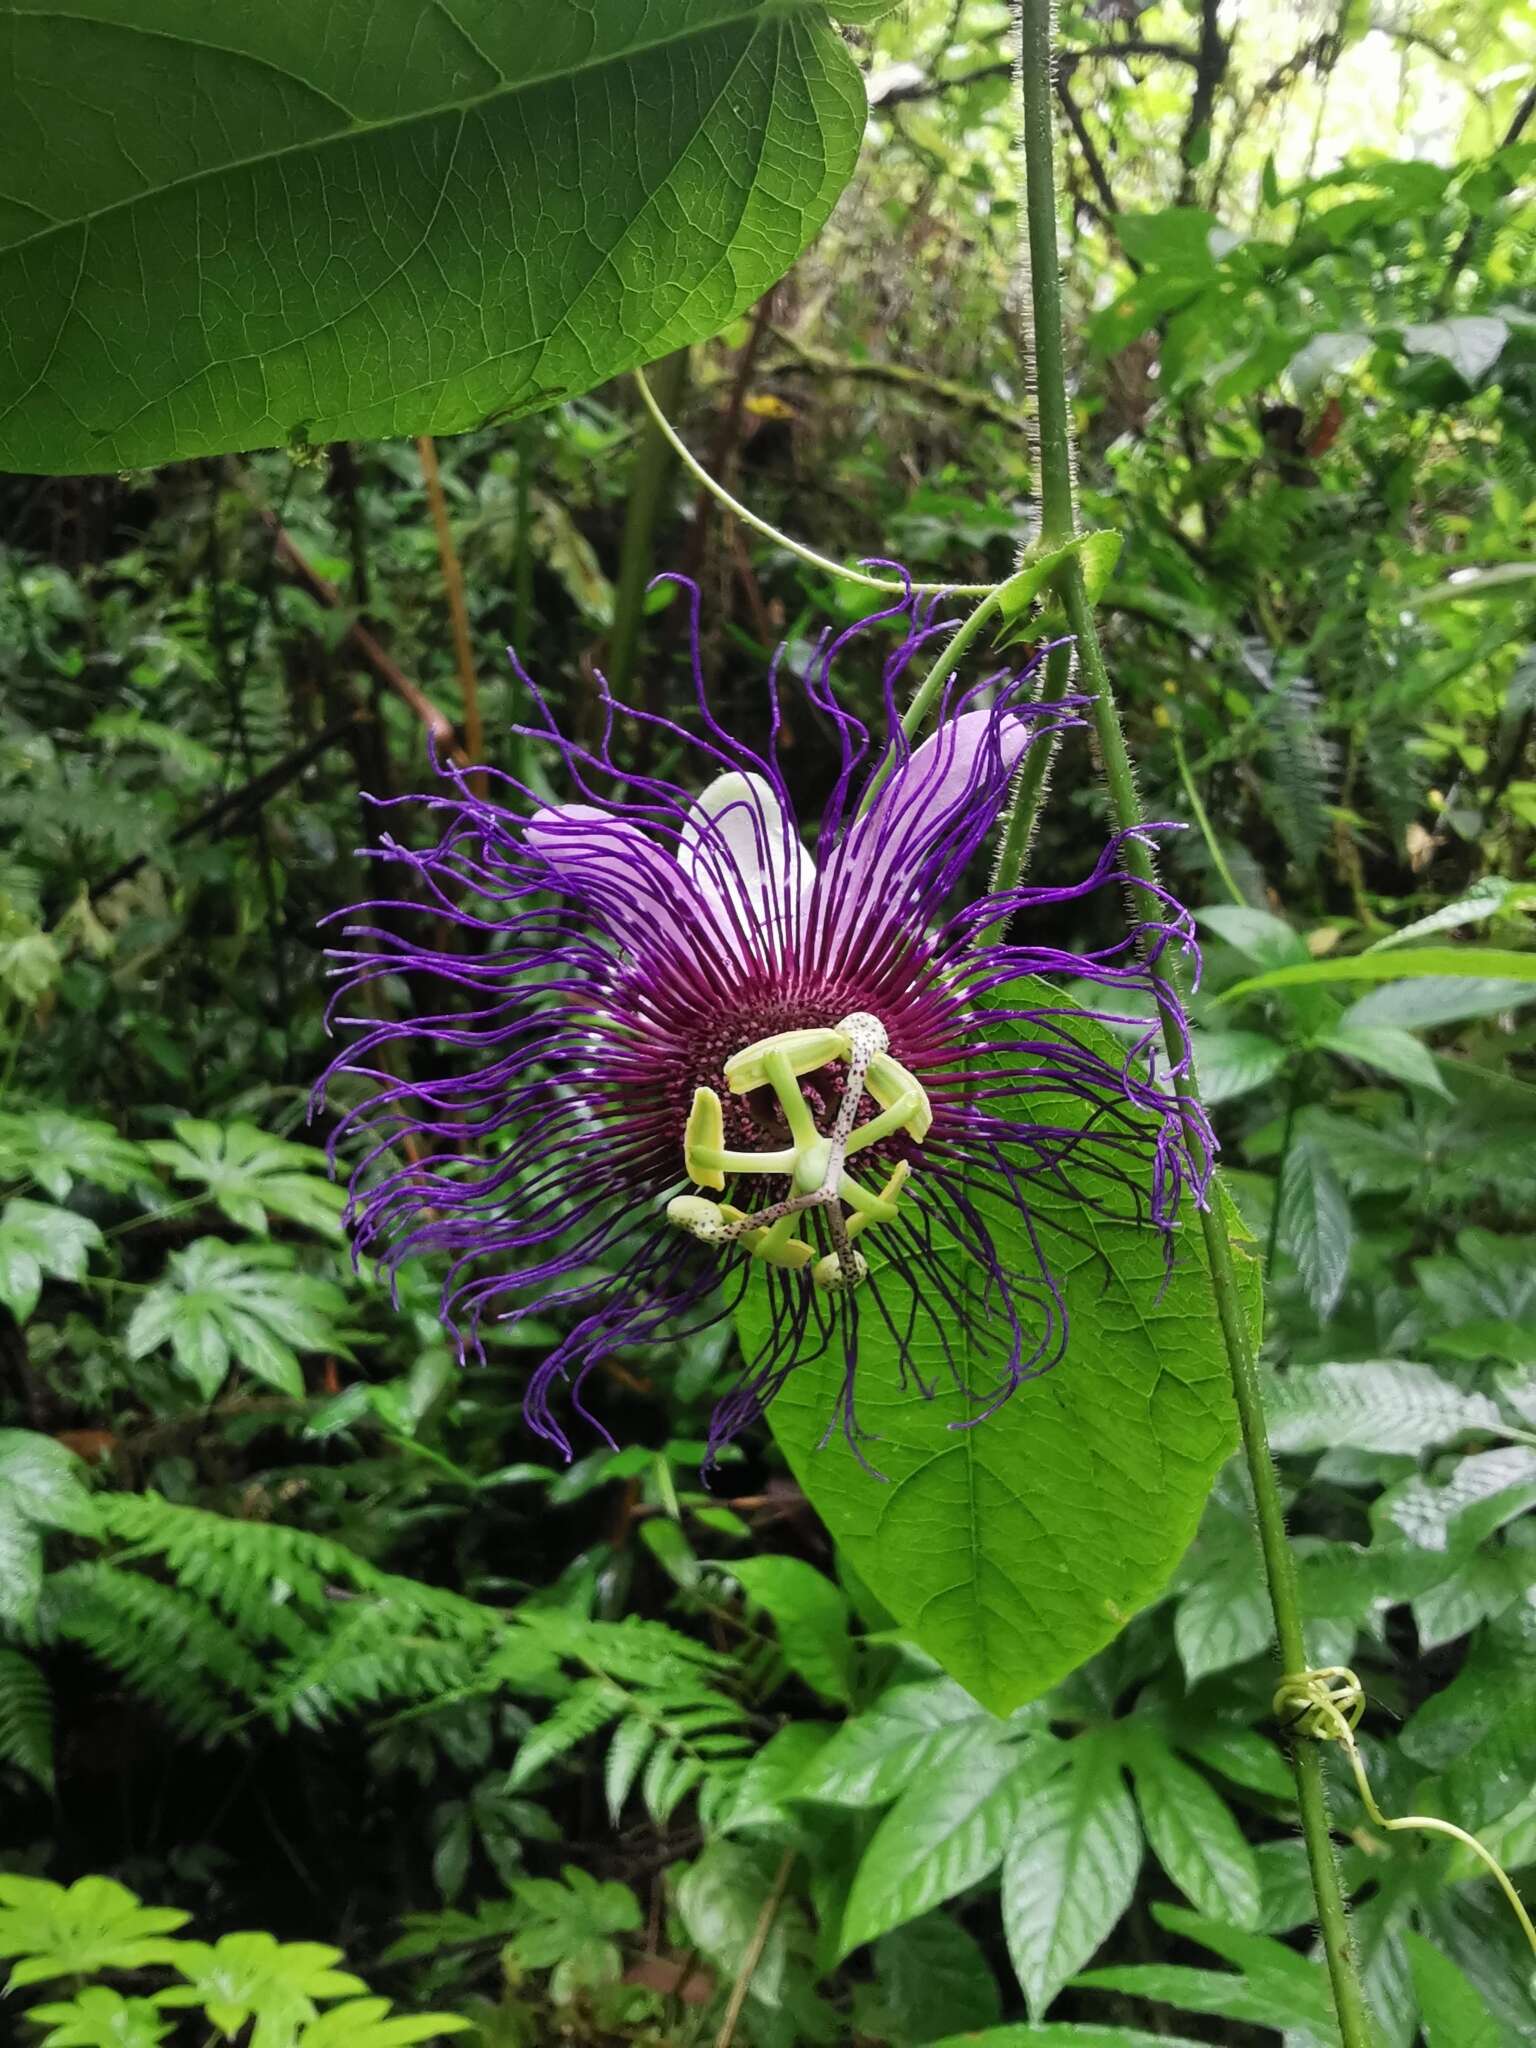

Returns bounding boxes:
[664,1012,930,1292]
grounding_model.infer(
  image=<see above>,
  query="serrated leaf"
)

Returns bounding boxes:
[841,1733,1064,1955]
[1001,1734,1142,2019]
[603,1716,655,1828]
[1126,1740,1261,1927]
[750,989,1253,1717]
[1277,1136,1352,1320]
[0,1649,52,1790]
[0,3,866,472]
[1268,1361,1505,1456]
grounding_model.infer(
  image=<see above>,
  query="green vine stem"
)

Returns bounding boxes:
[608,347,691,699]
[1010,5,1378,2043]
[1171,724,1246,908]
[633,366,996,600]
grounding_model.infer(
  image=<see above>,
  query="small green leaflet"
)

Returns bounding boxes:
[725,1555,853,1704]
[997,530,1124,642]
[1124,1736,1261,1929]
[0,2,867,472]
[793,1677,995,1806]
[145,1122,345,1237]
[1276,1135,1352,1322]
[0,1874,188,1990]
[0,1199,102,1323]
[1186,1029,1288,1106]
[126,1239,353,1400]
[22,1984,171,2048]
[1267,1361,1507,1457]
[1002,1733,1142,2018]
[840,1730,1065,1955]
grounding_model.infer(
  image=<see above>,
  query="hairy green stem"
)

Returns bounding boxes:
[1011,6,1376,2043]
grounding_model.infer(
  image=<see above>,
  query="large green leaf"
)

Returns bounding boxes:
[745,993,1255,1715]
[0,2,865,473]
[1220,947,1536,1002]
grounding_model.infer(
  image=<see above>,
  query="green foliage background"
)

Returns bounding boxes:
[2,3,1535,2045]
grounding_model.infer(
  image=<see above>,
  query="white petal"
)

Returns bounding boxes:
[525,803,687,950]
[678,771,813,957]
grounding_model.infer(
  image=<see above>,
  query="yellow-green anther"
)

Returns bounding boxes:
[724,1025,849,1094]
[842,1159,911,1238]
[667,1194,730,1240]
[683,1087,727,1189]
[867,1050,933,1140]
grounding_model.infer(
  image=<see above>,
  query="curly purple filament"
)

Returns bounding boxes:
[317,577,1214,1464]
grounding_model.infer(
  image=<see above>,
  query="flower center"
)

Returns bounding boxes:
[664,1012,931,1292]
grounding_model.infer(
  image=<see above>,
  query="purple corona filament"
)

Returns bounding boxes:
[317,577,1214,1464]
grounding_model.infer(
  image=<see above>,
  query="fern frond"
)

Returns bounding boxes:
[1259,673,1336,865]
[0,1647,53,1789]
[39,1565,266,1739]
[509,1678,627,1789]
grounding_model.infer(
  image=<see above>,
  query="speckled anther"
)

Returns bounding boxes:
[666,1012,931,1289]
